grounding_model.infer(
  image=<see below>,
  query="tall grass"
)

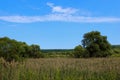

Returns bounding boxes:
[0,57,120,80]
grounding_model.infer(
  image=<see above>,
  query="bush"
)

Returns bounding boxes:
[73,45,85,58]
[0,37,43,62]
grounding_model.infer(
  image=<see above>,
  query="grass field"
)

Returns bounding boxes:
[0,58,120,80]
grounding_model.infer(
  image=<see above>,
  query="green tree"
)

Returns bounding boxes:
[0,37,43,62]
[73,45,85,58]
[0,37,21,61]
[29,44,42,58]
[82,31,112,57]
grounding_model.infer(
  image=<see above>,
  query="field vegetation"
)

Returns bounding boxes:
[0,58,120,80]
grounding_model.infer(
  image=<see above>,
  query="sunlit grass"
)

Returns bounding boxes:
[0,58,120,80]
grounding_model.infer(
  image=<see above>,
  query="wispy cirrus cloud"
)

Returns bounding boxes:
[0,2,120,23]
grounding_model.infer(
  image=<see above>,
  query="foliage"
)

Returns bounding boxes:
[113,48,120,54]
[0,58,120,80]
[73,45,85,58]
[111,48,120,57]
[41,49,73,58]
[111,53,120,57]
[81,31,112,57]
[112,45,120,49]
[0,37,43,62]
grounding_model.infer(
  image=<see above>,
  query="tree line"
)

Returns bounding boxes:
[0,31,120,61]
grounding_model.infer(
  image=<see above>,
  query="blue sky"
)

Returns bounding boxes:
[0,0,120,49]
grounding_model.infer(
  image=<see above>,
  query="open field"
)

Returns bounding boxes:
[0,58,120,80]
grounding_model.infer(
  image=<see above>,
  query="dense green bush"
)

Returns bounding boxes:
[0,37,43,62]
[73,45,85,58]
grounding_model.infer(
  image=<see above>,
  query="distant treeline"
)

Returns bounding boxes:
[42,46,120,53]
[41,49,73,53]
[41,49,73,58]
[41,45,120,53]
[112,45,120,48]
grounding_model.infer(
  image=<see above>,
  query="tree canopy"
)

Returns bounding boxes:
[81,31,112,57]
[0,37,43,62]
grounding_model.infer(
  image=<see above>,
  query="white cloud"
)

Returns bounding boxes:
[46,2,54,7]
[0,15,120,23]
[0,2,120,23]
[47,2,78,14]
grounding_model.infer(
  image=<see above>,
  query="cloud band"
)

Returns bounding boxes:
[0,14,120,23]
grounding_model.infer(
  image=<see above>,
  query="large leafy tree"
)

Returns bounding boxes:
[82,31,112,57]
